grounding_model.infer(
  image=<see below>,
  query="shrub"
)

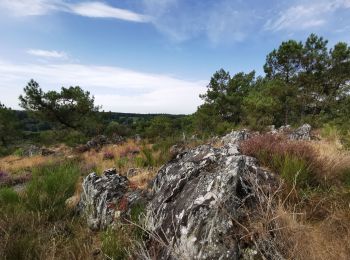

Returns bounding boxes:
[13,148,24,157]
[103,151,115,160]
[134,146,156,168]
[240,134,317,187]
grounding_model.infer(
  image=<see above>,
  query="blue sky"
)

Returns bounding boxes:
[0,0,349,113]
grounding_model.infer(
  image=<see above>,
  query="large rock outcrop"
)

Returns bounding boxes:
[77,168,129,230]
[145,130,278,259]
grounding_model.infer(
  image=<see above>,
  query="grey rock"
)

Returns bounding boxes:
[145,130,277,260]
[86,135,109,149]
[127,168,141,178]
[289,124,311,141]
[77,168,129,230]
[23,145,41,157]
[41,148,55,156]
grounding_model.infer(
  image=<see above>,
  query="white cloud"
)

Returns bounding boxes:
[0,59,206,114]
[70,2,149,22]
[0,0,149,23]
[265,0,350,32]
[27,49,68,59]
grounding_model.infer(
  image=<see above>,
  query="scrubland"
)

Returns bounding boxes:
[0,128,349,260]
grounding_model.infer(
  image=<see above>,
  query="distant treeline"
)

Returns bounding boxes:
[1,33,349,153]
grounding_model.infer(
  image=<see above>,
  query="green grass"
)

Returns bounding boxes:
[0,187,20,205]
[25,161,80,220]
[101,227,129,260]
[272,154,311,187]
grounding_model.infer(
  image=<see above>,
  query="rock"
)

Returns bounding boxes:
[289,124,311,141]
[127,168,141,178]
[86,135,109,150]
[23,145,41,157]
[77,168,129,230]
[169,144,186,159]
[111,134,125,145]
[278,125,291,133]
[145,130,277,259]
[41,148,55,156]
[134,134,142,144]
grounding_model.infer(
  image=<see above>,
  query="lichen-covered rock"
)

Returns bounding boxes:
[77,168,129,230]
[145,131,276,259]
[289,124,311,140]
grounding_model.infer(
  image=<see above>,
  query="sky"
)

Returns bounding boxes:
[0,0,349,114]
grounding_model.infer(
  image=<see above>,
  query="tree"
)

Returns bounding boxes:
[264,40,303,83]
[200,69,255,124]
[0,103,21,147]
[19,80,101,134]
[242,79,288,129]
[146,116,175,139]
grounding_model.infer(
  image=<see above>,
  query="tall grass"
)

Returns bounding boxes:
[0,161,95,259]
[25,161,80,219]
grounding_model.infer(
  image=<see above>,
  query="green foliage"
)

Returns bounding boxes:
[25,161,80,219]
[0,102,21,147]
[0,187,20,205]
[134,146,155,167]
[195,34,350,134]
[13,147,24,157]
[130,202,146,239]
[105,121,129,137]
[341,168,350,188]
[146,115,176,139]
[19,80,101,135]
[272,154,311,187]
[101,227,129,260]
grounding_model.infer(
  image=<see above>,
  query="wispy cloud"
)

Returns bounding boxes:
[142,0,257,44]
[70,2,149,22]
[265,0,350,32]
[0,0,149,23]
[27,49,68,59]
[0,59,206,114]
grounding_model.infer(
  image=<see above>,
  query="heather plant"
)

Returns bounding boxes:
[240,134,317,187]
[103,151,115,160]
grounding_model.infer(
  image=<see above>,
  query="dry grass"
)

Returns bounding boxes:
[129,169,157,190]
[80,139,142,174]
[235,179,350,260]
[311,140,350,186]
[0,155,56,174]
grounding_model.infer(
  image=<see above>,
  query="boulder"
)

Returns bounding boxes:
[77,168,129,230]
[289,124,311,141]
[86,135,109,150]
[22,145,41,157]
[145,130,277,259]
[41,148,55,156]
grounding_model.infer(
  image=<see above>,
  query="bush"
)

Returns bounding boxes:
[240,134,317,187]
[103,151,115,160]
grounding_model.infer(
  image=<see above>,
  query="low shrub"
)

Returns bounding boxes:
[240,134,317,187]
[103,151,115,160]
